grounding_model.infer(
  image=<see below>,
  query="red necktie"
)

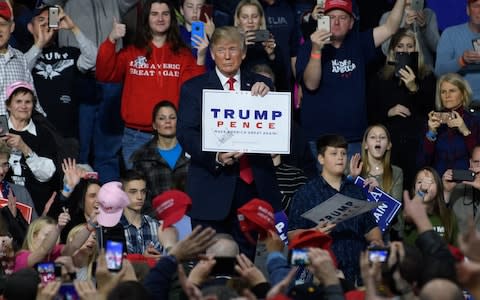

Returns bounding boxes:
[226,77,254,184]
[227,77,236,91]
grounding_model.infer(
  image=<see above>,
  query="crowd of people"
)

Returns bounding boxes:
[0,0,480,299]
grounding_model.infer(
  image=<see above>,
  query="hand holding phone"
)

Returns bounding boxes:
[253,29,270,43]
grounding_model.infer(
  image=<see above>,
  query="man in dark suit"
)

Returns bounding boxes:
[177,26,283,258]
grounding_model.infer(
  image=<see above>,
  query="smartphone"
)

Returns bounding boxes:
[368,247,389,263]
[452,169,476,182]
[36,262,57,284]
[433,111,454,123]
[55,283,79,300]
[0,115,8,137]
[191,21,205,46]
[48,6,60,28]
[473,38,480,52]
[289,248,310,266]
[199,4,213,23]
[317,15,330,32]
[105,240,123,272]
[210,257,236,277]
[410,0,424,11]
[395,52,418,77]
[253,29,270,43]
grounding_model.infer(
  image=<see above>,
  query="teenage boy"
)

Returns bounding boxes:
[119,170,177,258]
[288,134,382,285]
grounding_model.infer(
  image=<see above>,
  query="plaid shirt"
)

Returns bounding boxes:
[119,214,163,254]
[0,45,45,116]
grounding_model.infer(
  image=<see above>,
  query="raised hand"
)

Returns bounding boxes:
[62,158,82,191]
[57,207,71,230]
[108,17,126,43]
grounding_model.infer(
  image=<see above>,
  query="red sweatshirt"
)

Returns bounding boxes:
[96,39,205,131]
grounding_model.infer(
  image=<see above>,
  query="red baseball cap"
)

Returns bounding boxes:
[324,0,353,16]
[288,229,338,267]
[237,198,275,244]
[152,190,191,228]
[0,1,12,21]
[125,253,157,268]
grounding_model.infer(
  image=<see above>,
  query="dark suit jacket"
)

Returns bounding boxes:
[177,69,283,221]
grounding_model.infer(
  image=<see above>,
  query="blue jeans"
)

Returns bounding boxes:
[122,127,153,169]
[78,76,98,164]
[308,140,362,174]
[93,82,124,183]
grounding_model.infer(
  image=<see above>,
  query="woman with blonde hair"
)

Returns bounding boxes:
[350,125,403,201]
[233,0,287,91]
[418,73,480,177]
[368,28,436,187]
[67,223,97,280]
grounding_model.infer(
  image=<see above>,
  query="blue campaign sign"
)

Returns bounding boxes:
[274,211,289,245]
[354,176,402,232]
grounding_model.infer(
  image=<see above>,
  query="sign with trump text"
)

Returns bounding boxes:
[202,89,291,154]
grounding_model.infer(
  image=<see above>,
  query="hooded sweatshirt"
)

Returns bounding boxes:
[96,39,205,130]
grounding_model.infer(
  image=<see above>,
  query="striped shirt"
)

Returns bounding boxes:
[119,214,163,254]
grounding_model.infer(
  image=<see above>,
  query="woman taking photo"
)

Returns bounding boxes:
[130,100,189,214]
[2,81,58,217]
[233,0,287,91]
[368,28,435,187]
[417,73,480,177]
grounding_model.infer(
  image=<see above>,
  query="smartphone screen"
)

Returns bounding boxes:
[199,4,213,23]
[105,240,123,272]
[37,262,56,284]
[55,283,79,300]
[191,21,205,47]
[0,115,8,137]
[48,6,60,28]
[368,248,389,263]
[289,248,310,266]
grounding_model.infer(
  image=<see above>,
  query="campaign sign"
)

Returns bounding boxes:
[202,89,291,154]
[274,211,289,245]
[301,193,380,225]
[354,176,402,232]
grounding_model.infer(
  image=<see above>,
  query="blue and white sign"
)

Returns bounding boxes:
[202,89,291,154]
[354,176,402,232]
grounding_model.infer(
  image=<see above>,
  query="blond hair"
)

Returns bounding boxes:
[435,73,473,111]
[234,0,267,30]
[21,216,56,251]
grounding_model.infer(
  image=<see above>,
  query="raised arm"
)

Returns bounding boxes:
[373,0,406,47]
